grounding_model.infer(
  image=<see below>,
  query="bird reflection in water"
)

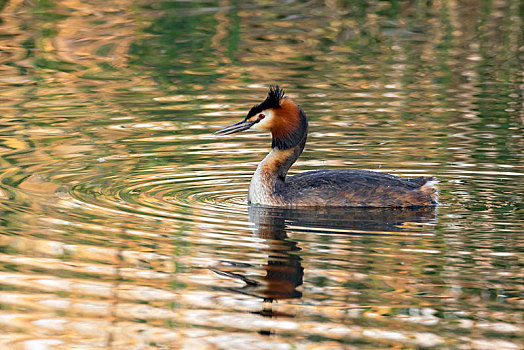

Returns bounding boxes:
[211,205,304,304]
[210,205,437,331]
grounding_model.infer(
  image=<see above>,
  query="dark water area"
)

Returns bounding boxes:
[0,0,522,348]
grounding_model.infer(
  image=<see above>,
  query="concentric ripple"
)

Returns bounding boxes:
[69,168,252,224]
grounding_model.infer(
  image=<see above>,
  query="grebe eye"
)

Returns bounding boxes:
[259,114,265,119]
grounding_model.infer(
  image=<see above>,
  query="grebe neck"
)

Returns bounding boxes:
[248,127,307,206]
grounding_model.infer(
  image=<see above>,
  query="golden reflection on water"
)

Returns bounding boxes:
[0,0,522,348]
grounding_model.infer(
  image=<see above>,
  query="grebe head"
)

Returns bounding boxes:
[215,86,307,149]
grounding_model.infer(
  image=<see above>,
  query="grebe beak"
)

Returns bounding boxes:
[214,119,256,136]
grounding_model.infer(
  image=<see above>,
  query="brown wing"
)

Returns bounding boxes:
[283,169,437,207]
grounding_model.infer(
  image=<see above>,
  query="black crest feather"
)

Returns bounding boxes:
[267,85,285,105]
[247,85,285,118]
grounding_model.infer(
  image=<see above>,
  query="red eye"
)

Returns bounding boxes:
[259,114,265,119]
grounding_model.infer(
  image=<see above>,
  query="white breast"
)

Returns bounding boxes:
[248,150,278,205]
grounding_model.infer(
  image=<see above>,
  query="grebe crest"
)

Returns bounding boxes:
[215,86,438,207]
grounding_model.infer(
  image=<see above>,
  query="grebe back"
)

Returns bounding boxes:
[215,86,438,207]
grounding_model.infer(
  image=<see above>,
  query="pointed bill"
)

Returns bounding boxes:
[214,120,256,136]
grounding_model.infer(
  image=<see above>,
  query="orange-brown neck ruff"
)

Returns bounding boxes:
[271,99,308,150]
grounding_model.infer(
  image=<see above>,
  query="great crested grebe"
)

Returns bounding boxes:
[215,86,438,207]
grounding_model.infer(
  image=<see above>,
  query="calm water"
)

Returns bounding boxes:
[0,0,522,349]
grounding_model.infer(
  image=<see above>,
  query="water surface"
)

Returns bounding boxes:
[0,0,522,348]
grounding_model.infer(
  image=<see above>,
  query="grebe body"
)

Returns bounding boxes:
[215,86,438,207]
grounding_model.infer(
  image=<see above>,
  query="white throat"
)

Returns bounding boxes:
[248,147,299,206]
[248,149,281,205]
